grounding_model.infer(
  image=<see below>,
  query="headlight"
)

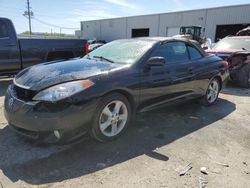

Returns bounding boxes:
[33,80,94,102]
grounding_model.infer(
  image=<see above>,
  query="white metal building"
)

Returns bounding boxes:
[81,4,250,42]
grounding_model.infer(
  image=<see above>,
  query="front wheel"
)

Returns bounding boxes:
[200,78,221,106]
[91,93,131,142]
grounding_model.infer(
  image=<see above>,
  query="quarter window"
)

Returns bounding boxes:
[188,45,203,60]
[150,42,189,63]
[0,21,9,38]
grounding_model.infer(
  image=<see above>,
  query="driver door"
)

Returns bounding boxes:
[139,41,195,111]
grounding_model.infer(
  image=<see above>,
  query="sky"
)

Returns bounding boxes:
[0,0,249,34]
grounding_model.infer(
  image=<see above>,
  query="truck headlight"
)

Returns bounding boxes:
[33,80,94,102]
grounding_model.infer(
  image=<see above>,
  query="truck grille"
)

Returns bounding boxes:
[13,85,37,101]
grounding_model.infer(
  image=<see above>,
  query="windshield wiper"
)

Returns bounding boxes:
[93,56,115,63]
[86,54,92,60]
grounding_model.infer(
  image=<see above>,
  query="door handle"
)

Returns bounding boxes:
[188,67,193,72]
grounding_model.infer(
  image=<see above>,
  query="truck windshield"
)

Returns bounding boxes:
[85,40,155,64]
[213,37,250,51]
[180,27,195,35]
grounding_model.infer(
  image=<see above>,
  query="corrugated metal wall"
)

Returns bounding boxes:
[205,5,250,41]
[126,15,159,38]
[81,4,250,42]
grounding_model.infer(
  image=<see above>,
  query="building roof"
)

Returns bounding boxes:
[81,3,250,23]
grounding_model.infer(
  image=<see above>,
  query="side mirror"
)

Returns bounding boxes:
[146,57,165,67]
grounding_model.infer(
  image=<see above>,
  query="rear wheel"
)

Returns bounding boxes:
[91,93,131,142]
[200,78,220,106]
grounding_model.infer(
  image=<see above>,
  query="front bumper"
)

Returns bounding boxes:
[4,86,98,142]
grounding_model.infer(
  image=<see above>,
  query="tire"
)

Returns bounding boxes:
[238,64,250,88]
[91,93,132,142]
[200,78,221,106]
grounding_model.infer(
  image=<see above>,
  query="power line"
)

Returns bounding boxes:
[0,4,24,10]
[33,17,79,30]
[19,0,78,32]
[33,10,77,17]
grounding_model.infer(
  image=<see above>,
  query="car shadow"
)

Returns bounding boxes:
[0,78,13,97]
[222,81,250,97]
[0,98,235,185]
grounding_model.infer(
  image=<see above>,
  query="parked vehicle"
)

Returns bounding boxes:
[175,26,212,49]
[89,43,105,52]
[88,39,106,45]
[206,36,250,87]
[4,37,229,143]
[236,26,250,36]
[179,26,203,42]
[0,18,89,76]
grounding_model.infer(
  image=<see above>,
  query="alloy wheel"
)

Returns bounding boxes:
[99,100,128,137]
[207,80,219,104]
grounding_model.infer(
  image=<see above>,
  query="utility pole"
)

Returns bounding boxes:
[23,0,34,35]
[27,0,31,35]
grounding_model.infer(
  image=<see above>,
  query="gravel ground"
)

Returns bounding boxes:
[0,78,249,188]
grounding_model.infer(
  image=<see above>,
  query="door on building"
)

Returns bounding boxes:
[132,28,149,38]
[166,27,180,37]
[215,24,250,42]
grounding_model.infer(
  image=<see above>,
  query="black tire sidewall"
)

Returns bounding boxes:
[91,93,131,142]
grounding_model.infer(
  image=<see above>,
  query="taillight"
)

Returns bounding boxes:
[85,42,89,54]
[223,61,229,68]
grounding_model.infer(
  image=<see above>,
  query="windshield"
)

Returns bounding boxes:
[180,27,195,35]
[85,40,155,64]
[213,37,250,50]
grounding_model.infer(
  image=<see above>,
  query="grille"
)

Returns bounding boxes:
[13,85,37,101]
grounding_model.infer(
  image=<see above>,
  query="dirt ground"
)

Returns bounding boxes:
[0,78,249,188]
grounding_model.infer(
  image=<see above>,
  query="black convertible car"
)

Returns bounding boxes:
[4,37,229,143]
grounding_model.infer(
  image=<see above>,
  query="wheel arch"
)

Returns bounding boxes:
[212,75,223,90]
[103,89,136,117]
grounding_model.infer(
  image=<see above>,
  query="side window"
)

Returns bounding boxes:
[150,42,189,63]
[0,21,9,38]
[187,45,203,60]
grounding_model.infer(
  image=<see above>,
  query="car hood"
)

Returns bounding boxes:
[206,49,243,54]
[15,58,123,91]
[206,49,245,60]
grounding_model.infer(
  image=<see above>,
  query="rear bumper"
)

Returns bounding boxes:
[4,86,98,142]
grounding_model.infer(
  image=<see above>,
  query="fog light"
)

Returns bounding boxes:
[54,130,61,139]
